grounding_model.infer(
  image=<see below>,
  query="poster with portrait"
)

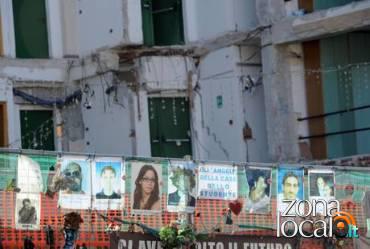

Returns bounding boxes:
[197,163,238,200]
[92,158,125,210]
[277,166,304,215]
[58,156,91,209]
[308,169,336,214]
[130,161,163,215]
[17,155,44,194]
[167,160,196,213]
[245,167,272,214]
[15,193,41,230]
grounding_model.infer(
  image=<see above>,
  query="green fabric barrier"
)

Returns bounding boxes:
[0,153,18,190]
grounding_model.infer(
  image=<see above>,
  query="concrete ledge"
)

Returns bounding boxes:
[271,0,370,44]
[0,51,119,82]
[0,58,67,82]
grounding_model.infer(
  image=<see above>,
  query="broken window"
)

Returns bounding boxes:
[20,110,55,151]
[142,0,184,46]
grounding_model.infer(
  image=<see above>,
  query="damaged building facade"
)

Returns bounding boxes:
[0,0,268,163]
[258,0,370,164]
[0,0,369,165]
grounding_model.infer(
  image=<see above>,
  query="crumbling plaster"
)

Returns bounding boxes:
[271,0,370,45]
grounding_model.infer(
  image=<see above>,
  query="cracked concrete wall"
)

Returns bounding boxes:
[256,0,311,161]
[0,78,18,148]
[238,46,269,163]
[193,47,247,162]
[256,0,287,26]
[260,44,302,162]
[271,1,370,44]
[62,103,85,150]
[66,73,134,155]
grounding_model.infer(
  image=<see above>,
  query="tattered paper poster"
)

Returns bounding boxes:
[245,166,272,214]
[197,163,238,200]
[167,160,196,213]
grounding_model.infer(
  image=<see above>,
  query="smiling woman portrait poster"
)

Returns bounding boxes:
[130,161,162,215]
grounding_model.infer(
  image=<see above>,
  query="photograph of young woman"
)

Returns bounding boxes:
[132,164,161,212]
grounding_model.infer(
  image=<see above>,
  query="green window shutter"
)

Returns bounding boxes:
[149,97,192,158]
[152,0,184,46]
[142,0,155,46]
[320,32,370,158]
[314,0,361,10]
[20,110,55,151]
[142,0,185,46]
[320,34,357,158]
[349,32,370,155]
[13,0,49,58]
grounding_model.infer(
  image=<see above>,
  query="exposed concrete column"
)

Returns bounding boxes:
[260,32,301,162]
[1,0,16,57]
[133,89,151,157]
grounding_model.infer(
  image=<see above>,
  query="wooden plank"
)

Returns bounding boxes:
[303,41,327,159]
[0,102,8,147]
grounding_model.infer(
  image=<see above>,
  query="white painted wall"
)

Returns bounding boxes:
[232,0,258,31]
[124,0,143,44]
[195,47,247,162]
[61,0,143,57]
[0,65,66,82]
[75,0,124,56]
[136,56,194,91]
[76,73,135,155]
[46,0,64,58]
[184,0,257,42]
[238,46,269,162]
[193,46,269,162]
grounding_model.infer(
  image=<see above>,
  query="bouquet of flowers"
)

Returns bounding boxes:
[159,222,199,249]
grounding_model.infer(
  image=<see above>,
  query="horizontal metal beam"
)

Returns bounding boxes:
[0,148,369,171]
